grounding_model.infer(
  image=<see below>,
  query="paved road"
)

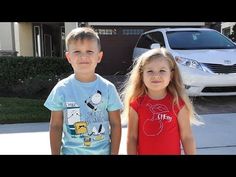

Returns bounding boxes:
[1,113,236,155]
[192,96,236,115]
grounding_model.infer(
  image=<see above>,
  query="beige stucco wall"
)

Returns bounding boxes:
[0,22,14,50]
[65,22,78,37]
[14,22,33,56]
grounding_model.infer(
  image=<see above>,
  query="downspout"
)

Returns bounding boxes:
[11,22,16,55]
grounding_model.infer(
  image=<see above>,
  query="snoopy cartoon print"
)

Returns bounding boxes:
[66,104,81,136]
[67,107,81,125]
[85,90,102,111]
[92,124,105,141]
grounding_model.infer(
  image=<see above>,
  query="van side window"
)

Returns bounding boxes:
[136,32,165,49]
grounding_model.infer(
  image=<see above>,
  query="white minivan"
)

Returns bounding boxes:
[133,28,236,96]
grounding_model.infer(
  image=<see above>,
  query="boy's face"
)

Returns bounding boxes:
[66,39,103,75]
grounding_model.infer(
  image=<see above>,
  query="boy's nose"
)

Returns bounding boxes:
[79,53,88,58]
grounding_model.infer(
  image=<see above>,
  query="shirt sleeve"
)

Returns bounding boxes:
[107,84,123,112]
[130,98,139,112]
[44,84,65,111]
[174,97,185,114]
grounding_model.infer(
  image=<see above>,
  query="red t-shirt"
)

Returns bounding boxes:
[130,92,185,155]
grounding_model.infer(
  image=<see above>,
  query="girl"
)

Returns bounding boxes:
[122,48,201,155]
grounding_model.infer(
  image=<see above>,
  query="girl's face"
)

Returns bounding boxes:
[142,57,172,97]
[66,39,103,76]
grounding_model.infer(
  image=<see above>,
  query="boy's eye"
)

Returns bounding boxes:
[87,51,94,54]
[147,70,153,73]
[160,70,166,72]
[73,51,80,54]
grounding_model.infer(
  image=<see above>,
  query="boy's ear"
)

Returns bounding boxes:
[65,52,71,63]
[97,51,103,63]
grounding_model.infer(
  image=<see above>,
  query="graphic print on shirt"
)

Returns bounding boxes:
[92,124,105,141]
[84,89,106,123]
[143,103,172,136]
[66,102,82,136]
[85,90,102,111]
[83,90,107,146]
[65,90,107,147]
[83,124,106,146]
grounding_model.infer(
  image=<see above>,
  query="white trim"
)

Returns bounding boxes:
[221,22,236,34]
[88,22,205,26]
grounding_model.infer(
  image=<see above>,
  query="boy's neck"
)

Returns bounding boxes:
[75,73,97,83]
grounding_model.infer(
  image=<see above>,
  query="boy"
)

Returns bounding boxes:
[44,27,123,155]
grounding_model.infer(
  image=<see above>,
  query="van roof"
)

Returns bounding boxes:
[143,27,215,35]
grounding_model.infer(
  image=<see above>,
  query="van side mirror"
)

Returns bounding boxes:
[150,43,161,49]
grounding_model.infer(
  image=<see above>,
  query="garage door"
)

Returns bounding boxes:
[94,26,152,75]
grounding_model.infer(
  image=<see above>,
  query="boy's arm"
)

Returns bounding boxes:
[50,111,63,155]
[178,106,196,155]
[108,110,121,155]
[127,107,138,155]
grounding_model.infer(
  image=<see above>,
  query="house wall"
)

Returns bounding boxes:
[14,22,33,56]
[88,22,205,26]
[63,22,206,75]
[0,22,14,50]
[221,22,236,36]
[65,22,78,38]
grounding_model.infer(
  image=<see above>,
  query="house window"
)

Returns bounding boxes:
[33,26,41,57]
[122,29,144,35]
[95,29,117,35]
[61,26,65,57]
[44,34,52,57]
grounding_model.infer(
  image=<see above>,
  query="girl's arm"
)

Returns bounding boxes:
[50,111,63,155]
[109,110,122,155]
[178,106,196,155]
[127,107,138,155]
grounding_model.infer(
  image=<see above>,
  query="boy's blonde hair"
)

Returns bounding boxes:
[65,27,101,51]
[121,48,202,125]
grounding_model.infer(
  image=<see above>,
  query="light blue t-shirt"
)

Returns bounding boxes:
[44,74,123,155]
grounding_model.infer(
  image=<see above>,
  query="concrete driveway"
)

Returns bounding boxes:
[0,113,236,155]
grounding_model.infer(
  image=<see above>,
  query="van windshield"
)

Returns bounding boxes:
[166,30,236,50]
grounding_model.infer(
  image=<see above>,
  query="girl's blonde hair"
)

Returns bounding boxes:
[121,48,202,125]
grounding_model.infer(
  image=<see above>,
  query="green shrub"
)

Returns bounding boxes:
[0,56,73,99]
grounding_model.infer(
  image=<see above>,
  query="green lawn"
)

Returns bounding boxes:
[0,97,50,124]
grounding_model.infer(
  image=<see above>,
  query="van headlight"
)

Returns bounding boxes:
[175,56,203,71]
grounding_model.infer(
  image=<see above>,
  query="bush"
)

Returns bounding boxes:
[0,56,73,99]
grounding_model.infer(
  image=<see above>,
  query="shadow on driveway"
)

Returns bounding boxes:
[0,122,49,134]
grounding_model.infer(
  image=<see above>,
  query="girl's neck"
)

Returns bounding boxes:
[75,73,97,83]
[147,89,167,100]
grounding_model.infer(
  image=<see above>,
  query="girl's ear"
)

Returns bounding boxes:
[97,51,103,63]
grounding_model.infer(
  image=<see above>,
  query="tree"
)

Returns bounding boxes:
[228,24,236,42]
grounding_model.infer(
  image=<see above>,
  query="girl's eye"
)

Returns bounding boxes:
[160,70,166,72]
[147,70,153,73]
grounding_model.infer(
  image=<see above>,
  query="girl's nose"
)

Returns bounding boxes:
[152,72,161,77]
